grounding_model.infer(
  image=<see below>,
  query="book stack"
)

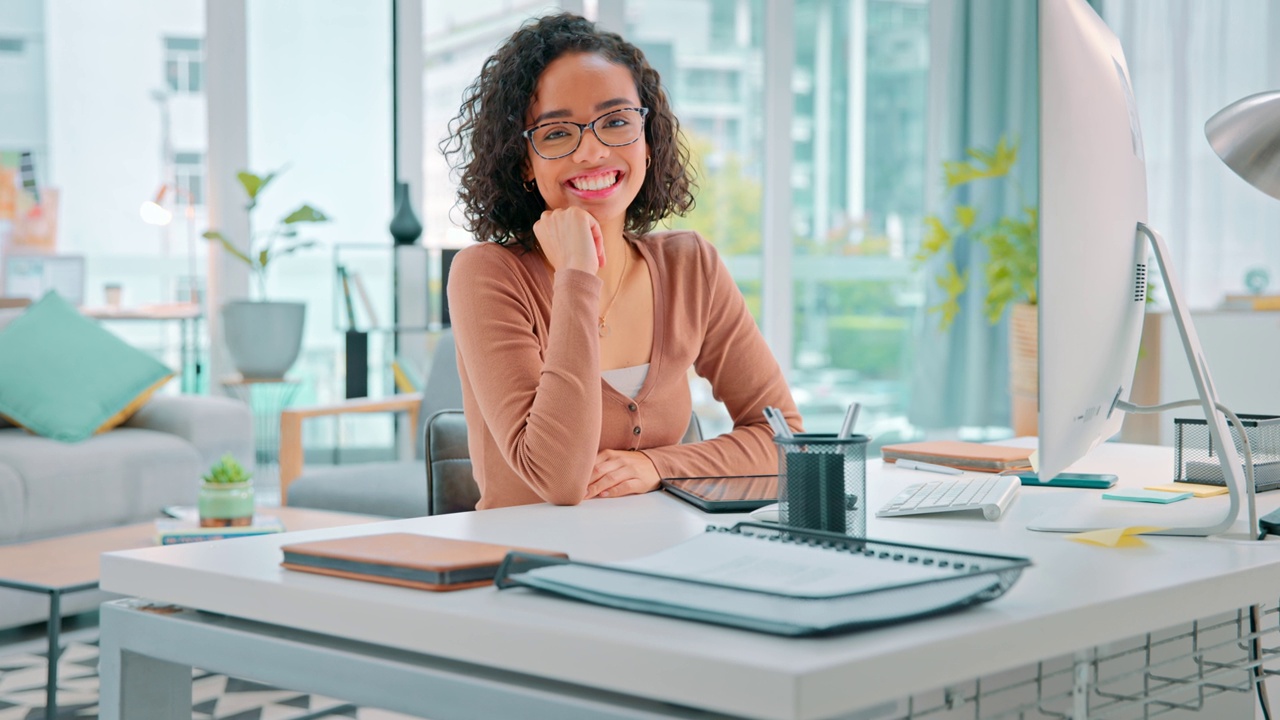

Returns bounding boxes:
[1222,293,1280,311]
[155,516,285,545]
[880,440,1034,473]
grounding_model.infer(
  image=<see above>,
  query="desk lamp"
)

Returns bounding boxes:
[1206,91,1280,202]
[140,184,199,304]
[1203,90,1280,538]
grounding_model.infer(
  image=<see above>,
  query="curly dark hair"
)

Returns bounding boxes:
[440,12,696,249]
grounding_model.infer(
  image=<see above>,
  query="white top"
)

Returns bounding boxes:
[601,362,649,398]
[100,443,1280,720]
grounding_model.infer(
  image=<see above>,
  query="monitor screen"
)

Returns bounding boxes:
[2,254,85,306]
[1035,0,1149,483]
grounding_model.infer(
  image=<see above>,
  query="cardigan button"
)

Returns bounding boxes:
[633,426,642,435]
[628,403,637,412]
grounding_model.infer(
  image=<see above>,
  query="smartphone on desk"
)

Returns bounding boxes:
[1013,472,1118,489]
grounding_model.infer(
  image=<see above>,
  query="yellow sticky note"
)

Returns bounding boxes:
[1029,450,1040,473]
[1067,526,1167,548]
[1144,482,1228,498]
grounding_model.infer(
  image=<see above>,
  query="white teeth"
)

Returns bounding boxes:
[570,172,618,192]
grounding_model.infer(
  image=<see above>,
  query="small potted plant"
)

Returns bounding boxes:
[199,454,255,527]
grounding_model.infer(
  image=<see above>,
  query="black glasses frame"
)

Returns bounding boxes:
[522,107,650,160]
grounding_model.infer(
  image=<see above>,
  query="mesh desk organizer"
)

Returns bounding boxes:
[494,522,1031,637]
[1175,414,1280,491]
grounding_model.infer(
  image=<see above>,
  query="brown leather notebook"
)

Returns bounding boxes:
[880,441,1034,473]
[280,533,567,592]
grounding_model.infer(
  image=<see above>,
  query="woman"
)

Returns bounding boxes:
[442,12,801,509]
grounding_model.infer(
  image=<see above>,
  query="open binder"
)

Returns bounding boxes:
[494,523,1031,636]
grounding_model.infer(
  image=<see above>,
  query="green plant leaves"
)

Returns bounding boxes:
[204,167,326,297]
[202,230,255,267]
[203,453,250,484]
[269,240,318,263]
[916,216,952,264]
[282,204,330,224]
[928,262,968,328]
[237,169,280,210]
[943,136,1019,188]
[924,136,1036,330]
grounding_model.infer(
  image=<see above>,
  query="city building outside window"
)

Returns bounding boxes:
[173,151,204,207]
[164,36,203,94]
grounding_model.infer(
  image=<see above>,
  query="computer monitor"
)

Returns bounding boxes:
[1035,0,1148,485]
[1032,0,1249,537]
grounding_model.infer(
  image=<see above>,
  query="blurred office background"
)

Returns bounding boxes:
[2,0,1277,493]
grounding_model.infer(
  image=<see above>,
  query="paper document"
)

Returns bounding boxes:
[511,528,1022,635]
[616,531,954,597]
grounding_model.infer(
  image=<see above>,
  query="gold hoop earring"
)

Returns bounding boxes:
[645,156,651,169]
[523,179,537,192]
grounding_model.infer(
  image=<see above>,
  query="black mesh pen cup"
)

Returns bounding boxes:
[775,433,869,536]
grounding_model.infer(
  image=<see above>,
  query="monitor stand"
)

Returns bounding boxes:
[1029,223,1256,539]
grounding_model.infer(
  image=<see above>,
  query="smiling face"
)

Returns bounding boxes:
[524,52,648,231]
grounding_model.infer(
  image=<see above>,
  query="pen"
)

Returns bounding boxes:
[837,402,861,439]
[895,459,964,476]
[763,407,793,439]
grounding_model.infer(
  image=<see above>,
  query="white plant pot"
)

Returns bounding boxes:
[222,300,305,379]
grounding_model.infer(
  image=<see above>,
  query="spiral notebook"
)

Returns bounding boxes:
[495,523,1031,636]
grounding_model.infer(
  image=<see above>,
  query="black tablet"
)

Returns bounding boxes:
[661,475,779,513]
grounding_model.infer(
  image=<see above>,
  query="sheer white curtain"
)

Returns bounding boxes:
[1105,0,1280,307]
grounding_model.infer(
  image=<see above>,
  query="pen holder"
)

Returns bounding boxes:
[775,433,869,537]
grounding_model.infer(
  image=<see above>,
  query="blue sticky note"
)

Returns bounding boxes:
[1102,489,1193,504]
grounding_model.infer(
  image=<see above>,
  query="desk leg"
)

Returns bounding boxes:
[99,603,191,720]
[1073,651,1090,720]
[44,591,58,720]
[180,317,190,393]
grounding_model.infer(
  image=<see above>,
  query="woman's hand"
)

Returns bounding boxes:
[533,207,605,274]
[586,449,661,499]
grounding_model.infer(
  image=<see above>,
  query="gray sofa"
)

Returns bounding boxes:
[0,393,254,631]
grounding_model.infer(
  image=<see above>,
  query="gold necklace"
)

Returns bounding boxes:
[598,246,629,338]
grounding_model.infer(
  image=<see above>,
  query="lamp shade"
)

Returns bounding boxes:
[139,200,173,226]
[1205,90,1280,202]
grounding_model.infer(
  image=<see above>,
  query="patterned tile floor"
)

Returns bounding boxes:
[0,627,417,720]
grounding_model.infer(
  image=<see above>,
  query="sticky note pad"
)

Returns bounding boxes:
[1103,489,1192,504]
[1068,526,1167,548]
[1144,482,1228,498]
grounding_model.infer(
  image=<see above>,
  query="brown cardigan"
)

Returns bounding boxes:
[448,230,801,509]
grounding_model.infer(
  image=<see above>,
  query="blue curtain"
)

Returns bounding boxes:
[907,0,1039,430]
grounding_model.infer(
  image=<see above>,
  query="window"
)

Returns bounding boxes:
[788,0,928,446]
[174,151,204,206]
[164,36,204,94]
[422,3,562,250]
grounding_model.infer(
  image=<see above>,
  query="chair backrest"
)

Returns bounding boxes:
[424,409,480,515]
[424,409,705,516]
[415,331,465,460]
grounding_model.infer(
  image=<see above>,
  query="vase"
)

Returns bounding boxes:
[1009,302,1038,437]
[198,481,255,527]
[389,180,423,246]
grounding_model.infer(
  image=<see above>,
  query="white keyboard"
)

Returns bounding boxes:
[877,475,1020,521]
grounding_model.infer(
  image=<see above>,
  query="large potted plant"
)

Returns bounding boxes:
[204,168,329,379]
[916,137,1040,435]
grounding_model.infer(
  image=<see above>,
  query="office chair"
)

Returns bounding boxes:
[424,409,705,516]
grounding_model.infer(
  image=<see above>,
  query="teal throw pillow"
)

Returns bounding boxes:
[0,291,173,442]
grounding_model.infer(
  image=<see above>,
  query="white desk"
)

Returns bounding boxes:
[98,443,1280,719]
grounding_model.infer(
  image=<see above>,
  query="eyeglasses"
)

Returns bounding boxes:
[522,107,649,160]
